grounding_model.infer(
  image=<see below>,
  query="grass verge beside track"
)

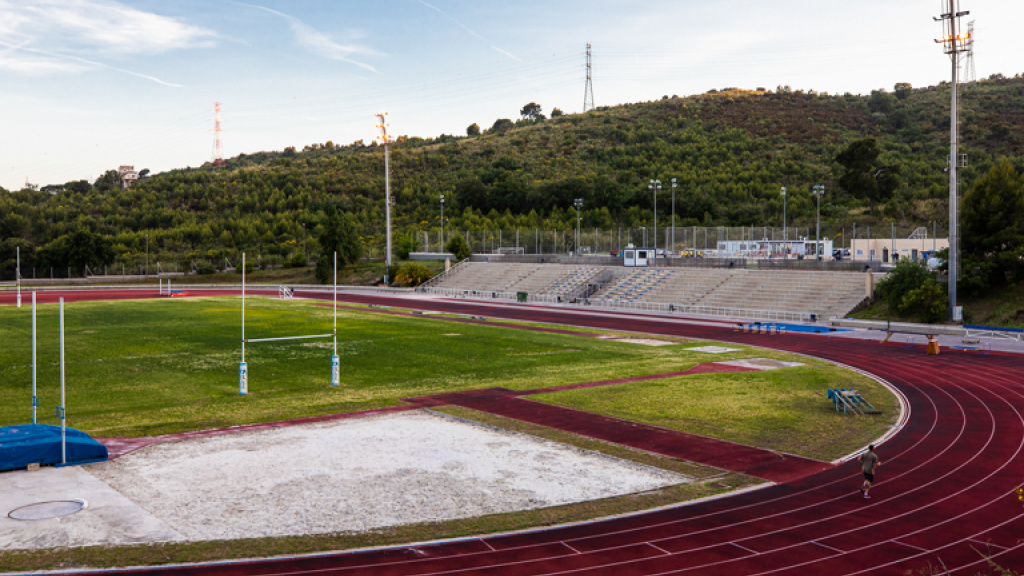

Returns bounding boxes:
[530,358,899,461]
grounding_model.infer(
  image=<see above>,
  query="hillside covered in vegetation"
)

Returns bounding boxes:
[2,74,1023,277]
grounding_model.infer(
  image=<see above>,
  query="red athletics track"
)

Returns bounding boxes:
[5,289,1024,575]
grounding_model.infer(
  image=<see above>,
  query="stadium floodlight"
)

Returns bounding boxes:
[781,187,787,257]
[574,198,584,255]
[812,185,826,260]
[648,179,661,263]
[670,178,677,255]
[375,112,392,285]
[935,0,970,322]
[440,194,445,251]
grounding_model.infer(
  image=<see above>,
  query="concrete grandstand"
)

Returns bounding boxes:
[420,262,872,322]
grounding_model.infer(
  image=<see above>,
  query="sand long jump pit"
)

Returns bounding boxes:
[8,410,690,546]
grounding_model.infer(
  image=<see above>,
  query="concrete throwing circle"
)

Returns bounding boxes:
[8,499,87,521]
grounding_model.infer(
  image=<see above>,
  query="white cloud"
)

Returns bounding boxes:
[415,0,519,61]
[231,1,377,72]
[0,0,213,83]
[0,39,182,86]
[0,0,216,55]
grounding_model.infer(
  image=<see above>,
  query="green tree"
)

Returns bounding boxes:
[901,277,947,323]
[893,83,913,101]
[961,159,1024,286]
[466,123,481,137]
[868,89,895,114]
[520,102,543,121]
[93,170,122,192]
[315,211,363,283]
[875,259,936,317]
[395,234,419,260]
[550,108,564,117]
[445,234,471,261]
[489,118,514,133]
[835,138,900,215]
[37,230,115,269]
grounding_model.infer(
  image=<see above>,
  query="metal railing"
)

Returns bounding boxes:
[416,258,470,291]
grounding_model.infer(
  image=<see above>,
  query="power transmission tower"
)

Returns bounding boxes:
[964,20,977,88]
[583,43,595,112]
[934,0,971,322]
[212,101,225,168]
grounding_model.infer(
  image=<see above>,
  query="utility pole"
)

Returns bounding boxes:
[812,185,825,260]
[375,113,393,285]
[583,43,595,112]
[440,194,445,252]
[935,0,970,322]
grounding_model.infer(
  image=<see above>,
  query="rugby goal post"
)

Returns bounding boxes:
[240,252,339,395]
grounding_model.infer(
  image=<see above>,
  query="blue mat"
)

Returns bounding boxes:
[0,424,108,472]
[758,322,851,334]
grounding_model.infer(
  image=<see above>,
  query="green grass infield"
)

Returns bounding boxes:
[0,295,900,571]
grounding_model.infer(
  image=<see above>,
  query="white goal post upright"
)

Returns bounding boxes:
[16,246,21,308]
[240,253,248,395]
[332,251,339,387]
[32,292,37,424]
[240,251,338,395]
[59,297,66,464]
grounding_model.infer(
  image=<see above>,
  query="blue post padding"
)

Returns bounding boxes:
[0,424,108,471]
[331,355,340,386]
[239,362,248,395]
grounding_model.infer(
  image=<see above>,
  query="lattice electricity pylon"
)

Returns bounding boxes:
[583,43,595,112]
[212,102,225,168]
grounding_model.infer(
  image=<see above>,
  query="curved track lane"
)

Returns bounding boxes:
[6,290,1023,575]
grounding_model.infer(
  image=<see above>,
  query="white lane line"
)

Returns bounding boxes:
[647,542,673,556]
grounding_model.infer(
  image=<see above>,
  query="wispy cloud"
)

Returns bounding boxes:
[416,0,519,61]
[0,39,183,86]
[0,0,214,84]
[2,0,216,55]
[231,1,377,72]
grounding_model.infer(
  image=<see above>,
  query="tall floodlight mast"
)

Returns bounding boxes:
[375,113,393,285]
[781,187,787,257]
[212,102,225,168]
[648,179,661,265]
[583,43,595,112]
[934,0,970,321]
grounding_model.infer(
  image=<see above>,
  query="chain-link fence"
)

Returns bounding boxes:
[404,222,945,258]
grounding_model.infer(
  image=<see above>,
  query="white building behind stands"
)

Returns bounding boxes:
[716,237,832,259]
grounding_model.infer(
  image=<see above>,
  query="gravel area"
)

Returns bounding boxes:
[87,410,690,541]
[716,358,805,370]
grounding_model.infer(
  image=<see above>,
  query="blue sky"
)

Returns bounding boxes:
[1,0,1022,191]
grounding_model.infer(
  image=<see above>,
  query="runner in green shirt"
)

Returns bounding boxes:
[860,444,880,499]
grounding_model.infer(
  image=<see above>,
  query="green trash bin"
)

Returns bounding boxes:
[516,291,528,303]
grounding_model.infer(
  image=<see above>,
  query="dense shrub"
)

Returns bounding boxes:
[285,252,307,268]
[394,263,433,287]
